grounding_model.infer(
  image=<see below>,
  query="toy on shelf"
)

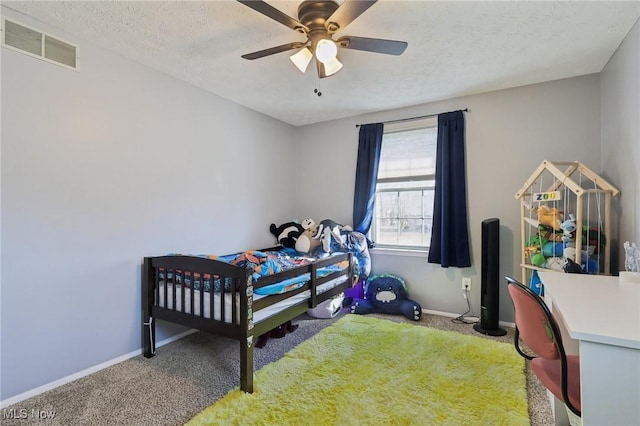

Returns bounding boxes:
[515,160,619,286]
[536,205,563,231]
[560,214,577,246]
[563,246,599,274]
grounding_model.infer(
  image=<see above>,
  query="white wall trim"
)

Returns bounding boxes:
[0,329,197,408]
[369,247,428,258]
[1,311,515,408]
[424,308,466,318]
[423,308,515,329]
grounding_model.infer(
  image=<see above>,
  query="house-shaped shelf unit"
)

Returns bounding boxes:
[515,160,620,284]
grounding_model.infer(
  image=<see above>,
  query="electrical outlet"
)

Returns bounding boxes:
[462,277,472,291]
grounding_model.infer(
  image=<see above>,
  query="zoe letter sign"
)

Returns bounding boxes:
[533,191,562,202]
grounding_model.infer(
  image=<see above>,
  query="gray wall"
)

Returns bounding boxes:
[0,8,296,401]
[601,18,640,267]
[2,7,638,406]
[295,75,603,322]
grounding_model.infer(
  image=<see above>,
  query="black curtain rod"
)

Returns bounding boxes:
[355,108,468,128]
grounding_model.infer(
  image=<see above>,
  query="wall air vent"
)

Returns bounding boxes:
[2,19,77,69]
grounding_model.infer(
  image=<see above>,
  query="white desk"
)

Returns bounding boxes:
[539,271,640,426]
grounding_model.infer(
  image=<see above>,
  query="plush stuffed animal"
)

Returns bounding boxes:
[543,256,565,271]
[315,219,353,250]
[563,258,584,274]
[307,229,372,279]
[341,231,371,279]
[560,214,577,246]
[301,218,316,230]
[542,241,564,258]
[525,235,547,254]
[351,274,421,321]
[295,218,352,254]
[563,246,599,274]
[582,226,606,254]
[531,252,546,267]
[269,221,304,249]
[536,205,563,231]
[295,224,322,253]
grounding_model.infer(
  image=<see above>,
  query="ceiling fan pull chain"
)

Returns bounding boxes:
[314,79,322,97]
[237,1,406,79]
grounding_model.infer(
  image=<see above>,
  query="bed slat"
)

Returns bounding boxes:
[212,275,218,324]
[142,250,353,394]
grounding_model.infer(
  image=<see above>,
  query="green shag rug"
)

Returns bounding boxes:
[187,315,529,426]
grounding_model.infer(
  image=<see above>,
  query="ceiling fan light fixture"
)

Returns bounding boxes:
[323,56,343,76]
[290,47,313,73]
[237,0,408,79]
[315,38,338,64]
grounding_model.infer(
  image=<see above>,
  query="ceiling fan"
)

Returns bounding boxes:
[237,0,408,78]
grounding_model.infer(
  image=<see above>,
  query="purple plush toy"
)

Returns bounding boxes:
[351,274,422,321]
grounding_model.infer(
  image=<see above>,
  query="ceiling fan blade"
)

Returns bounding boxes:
[325,0,377,33]
[336,36,407,55]
[237,0,308,34]
[241,42,306,60]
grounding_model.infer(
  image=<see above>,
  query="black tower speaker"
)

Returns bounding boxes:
[473,218,507,336]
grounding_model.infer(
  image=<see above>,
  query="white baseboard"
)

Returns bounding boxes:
[0,329,197,409]
[422,308,515,329]
[423,308,464,318]
[2,310,516,408]
[500,320,516,328]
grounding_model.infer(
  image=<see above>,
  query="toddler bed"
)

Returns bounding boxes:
[142,246,353,393]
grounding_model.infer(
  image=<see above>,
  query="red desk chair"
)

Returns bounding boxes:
[506,276,582,419]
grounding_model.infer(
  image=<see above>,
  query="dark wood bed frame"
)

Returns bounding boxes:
[142,249,352,393]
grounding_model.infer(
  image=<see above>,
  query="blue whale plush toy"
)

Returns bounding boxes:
[351,274,421,321]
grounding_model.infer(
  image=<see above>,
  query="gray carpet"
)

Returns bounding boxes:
[2,312,554,425]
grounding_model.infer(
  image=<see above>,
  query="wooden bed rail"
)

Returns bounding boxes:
[141,250,353,393]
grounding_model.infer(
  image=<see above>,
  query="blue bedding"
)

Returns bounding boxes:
[223,249,344,295]
[252,266,343,296]
[160,248,347,296]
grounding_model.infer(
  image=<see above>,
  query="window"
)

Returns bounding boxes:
[371,118,437,250]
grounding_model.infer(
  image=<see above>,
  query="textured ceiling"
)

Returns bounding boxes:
[3,1,639,126]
